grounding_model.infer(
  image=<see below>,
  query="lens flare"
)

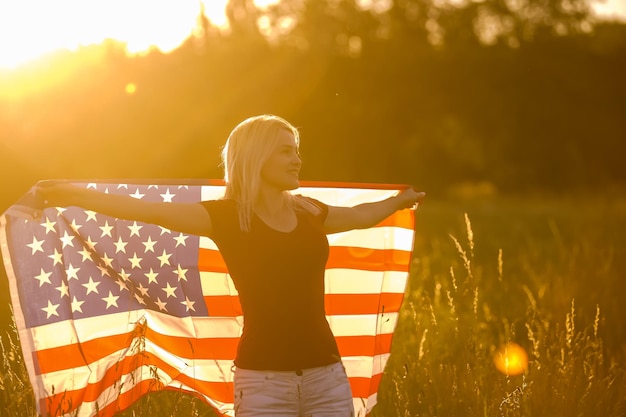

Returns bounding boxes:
[494,342,528,376]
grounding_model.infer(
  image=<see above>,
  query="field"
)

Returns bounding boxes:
[2,195,626,416]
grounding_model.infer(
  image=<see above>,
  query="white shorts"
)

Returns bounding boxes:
[233,362,354,417]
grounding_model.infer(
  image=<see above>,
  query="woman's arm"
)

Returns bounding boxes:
[323,188,425,234]
[37,183,213,237]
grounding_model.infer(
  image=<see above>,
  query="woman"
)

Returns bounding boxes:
[38,114,425,416]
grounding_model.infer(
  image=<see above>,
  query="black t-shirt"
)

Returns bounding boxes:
[201,198,341,370]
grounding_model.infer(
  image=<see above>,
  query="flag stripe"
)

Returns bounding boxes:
[198,247,412,273]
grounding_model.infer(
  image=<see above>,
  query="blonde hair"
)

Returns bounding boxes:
[222,114,310,231]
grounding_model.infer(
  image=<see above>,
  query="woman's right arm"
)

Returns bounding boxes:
[37,183,213,237]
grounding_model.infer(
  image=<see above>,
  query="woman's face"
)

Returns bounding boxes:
[260,129,302,191]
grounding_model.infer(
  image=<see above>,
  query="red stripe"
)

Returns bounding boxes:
[349,373,383,399]
[335,334,393,357]
[203,295,243,317]
[325,293,404,315]
[36,326,239,374]
[326,247,411,272]
[198,247,412,274]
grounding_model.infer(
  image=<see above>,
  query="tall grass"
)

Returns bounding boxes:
[1,197,625,416]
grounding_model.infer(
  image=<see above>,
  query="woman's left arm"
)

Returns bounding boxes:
[323,188,425,234]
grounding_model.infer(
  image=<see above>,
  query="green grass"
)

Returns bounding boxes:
[2,196,625,416]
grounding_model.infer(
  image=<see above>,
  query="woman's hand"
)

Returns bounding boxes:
[395,187,426,210]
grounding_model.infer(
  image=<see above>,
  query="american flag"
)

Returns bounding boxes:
[0,180,416,417]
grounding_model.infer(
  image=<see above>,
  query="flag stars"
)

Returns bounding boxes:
[154,297,168,311]
[160,188,175,202]
[26,237,45,255]
[85,211,98,222]
[82,277,101,295]
[129,253,143,269]
[34,268,52,287]
[144,268,159,284]
[71,296,85,313]
[181,297,196,312]
[176,264,188,282]
[84,236,97,251]
[137,283,149,297]
[128,222,143,237]
[114,237,128,254]
[130,189,145,199]
[41,217,57,234]
[69,219,82,232]
[102,291,119,309]
[162,282,177,298]
[42,300,60,319]
[65,263,81,281]
[134,293,146,305]
[60,231,75,248]
[142,236,157,253]
[48,248,64,266]
[157,250,172,267]
[56,281,70,298]
[99,221,114,238]
[77,247,92,262]
[116,279,129,292]
[173,233,188,247]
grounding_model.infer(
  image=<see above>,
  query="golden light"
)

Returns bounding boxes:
[125,82,137,95]
[494,342,528,376]
[0,1,231,70]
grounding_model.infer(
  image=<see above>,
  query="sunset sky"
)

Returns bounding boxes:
[0,0,624,70]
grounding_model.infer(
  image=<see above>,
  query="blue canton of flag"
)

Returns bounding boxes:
[7,183,206,328]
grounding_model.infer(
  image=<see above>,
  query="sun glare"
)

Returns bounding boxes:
[494,342,529,376]
[0,0,230,70]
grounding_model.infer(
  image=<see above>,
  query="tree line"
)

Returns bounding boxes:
[1,0,625,214]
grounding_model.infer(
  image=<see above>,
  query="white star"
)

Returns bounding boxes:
[134,293,146,305]
[41,217,57,234]
[82,277,101,295]
[159,226,171,235]
[129,252,143,269]
[71,296,84,313]
[117,184,129,189]
[102,291,119,309]
[27,237,45,255]
[148,185,159,189]
[85,211,98,222]
[87,183,98,189]
[42,300,60,319]
[114,237,128,254]
[160,188,175,202]
[157,250,172,267]
[130,188,145,199]
[99,221,113,238]
[128,222,143,237]
[34,268,52,287]
[181,296,196,312]
[84,236,97,251]
[69,219,82,233]
[97,263,111,277]
[154,297,168,311]
[55,281,70,298]
[48,248,63,266]
[116,279,129,292]
[77,247,92,262]
[142,236,157,253]
[144,268,159,284]
[175,264,188,282]
[137,283,149,297]
[162,282,177,298]
[65,263,81,281]
[101,253,114,268]
[118,268,131,281]
[173,233,189,247]
[60,231,75,248]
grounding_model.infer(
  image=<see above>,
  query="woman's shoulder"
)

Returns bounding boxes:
[293,195,328,220]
